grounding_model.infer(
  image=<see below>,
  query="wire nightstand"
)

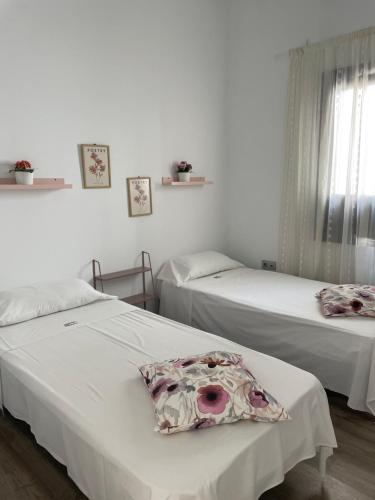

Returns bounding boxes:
[92,251,156,310]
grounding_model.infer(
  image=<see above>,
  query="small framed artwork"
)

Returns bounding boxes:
[81,144,111,188]
[127,177,153,217]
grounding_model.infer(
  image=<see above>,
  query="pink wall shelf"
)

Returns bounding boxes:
[162,176,213,186]
[0,178,72,190]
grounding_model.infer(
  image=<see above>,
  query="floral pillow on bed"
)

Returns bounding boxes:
[139,351,289,434]
[317,284,375,318]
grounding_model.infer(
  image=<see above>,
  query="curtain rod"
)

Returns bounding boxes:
[275,25,375,58]
[292,25,375,54]
[274,38,310,59]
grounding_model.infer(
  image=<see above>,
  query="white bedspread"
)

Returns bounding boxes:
[159,268,375,414]
[0,300,336,500]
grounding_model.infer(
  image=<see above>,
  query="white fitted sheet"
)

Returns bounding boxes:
[0,299,336,500]
[159,268,375,414]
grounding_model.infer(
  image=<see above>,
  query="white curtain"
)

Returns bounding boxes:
[279,28,375,285]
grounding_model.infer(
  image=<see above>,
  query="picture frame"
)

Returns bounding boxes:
[127,177,153,217]
[80,144,111,189]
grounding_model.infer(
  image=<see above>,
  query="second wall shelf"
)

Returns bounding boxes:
[162,176,213,186]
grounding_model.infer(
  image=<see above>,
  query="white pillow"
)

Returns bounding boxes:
[157,251,244,287]
[0,279,116,327]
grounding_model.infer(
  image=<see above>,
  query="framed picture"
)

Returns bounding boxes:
[127,177,153,217]
[81,144,111,188]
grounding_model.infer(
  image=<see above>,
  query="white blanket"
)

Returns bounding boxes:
[159,268,375,414]
[0,300,336,500]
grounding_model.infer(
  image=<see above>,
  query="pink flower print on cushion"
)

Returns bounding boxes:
[150,378,174,401]
[350,299,363,312]
[249,390,269,409]
[326,304,348,315]
[173,357,197,369]
[197,385,229,415]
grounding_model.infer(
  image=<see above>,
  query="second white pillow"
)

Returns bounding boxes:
[157,251,244,287]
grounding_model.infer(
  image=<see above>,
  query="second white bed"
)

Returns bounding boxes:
[159,268,375,414]
[0,299,336,500]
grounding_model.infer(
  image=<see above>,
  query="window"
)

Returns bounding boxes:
[331,83,375,196]
[321,68,375,245]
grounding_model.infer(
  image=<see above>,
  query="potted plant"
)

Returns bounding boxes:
[9,161,34,185]
[177,161,192,182]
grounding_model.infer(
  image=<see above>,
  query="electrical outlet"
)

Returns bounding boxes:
[262,260,277,271]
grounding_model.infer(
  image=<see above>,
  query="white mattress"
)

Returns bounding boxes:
[0,299,336,500]
[159,268,375,414]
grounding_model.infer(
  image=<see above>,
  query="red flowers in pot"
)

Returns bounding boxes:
[9,160,35,185]
[13,160,34,172]
[176,161,192,173]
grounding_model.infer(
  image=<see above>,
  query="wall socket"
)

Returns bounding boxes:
[262,260,277,271]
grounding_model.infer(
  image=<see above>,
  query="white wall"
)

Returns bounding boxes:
[3,0,375,292]
[319,0,375,40]
[0,0,227,293]
[224,0,375,269]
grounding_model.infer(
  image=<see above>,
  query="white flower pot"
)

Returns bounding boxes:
[15,171,34,185]
[178,172,191,182]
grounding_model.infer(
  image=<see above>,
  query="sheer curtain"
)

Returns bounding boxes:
[279,28,375,285]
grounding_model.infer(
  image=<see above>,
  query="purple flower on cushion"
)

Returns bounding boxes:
[197,385,229,415]
[166,382,180,396]
[193,418,216,430]
[150,378,174,401]
[327,304,348,315]
[249,390,269,408]
[173,358,196,368]
[350,299,363,312]
[356,290,374,300]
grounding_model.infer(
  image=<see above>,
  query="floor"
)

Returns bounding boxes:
[0,392,374,500]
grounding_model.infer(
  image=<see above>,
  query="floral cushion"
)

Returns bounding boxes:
[317,284,375,317]
[139,351,289,434]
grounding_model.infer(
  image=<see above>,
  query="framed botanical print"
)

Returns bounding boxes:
[81,144,111,188]
[127,177,153,217]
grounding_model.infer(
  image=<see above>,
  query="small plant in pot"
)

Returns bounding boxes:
[177,161,192,182]
[9,161,34,185]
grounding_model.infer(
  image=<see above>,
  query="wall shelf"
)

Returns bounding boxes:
[162,176,213,186]
[0,178,72,190]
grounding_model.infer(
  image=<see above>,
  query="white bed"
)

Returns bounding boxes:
[159,267,375,415]
[0,298,336,500]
